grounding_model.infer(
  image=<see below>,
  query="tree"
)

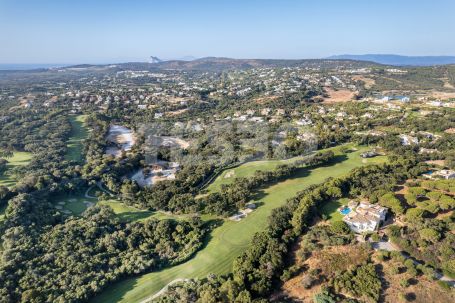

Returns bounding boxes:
[0,158,8,173]
[0,149,14,159]
[379,193,405,214]
[419,228,441,243]
[331,221,351,235]
[400,278,410,288]
[313,291,336,303]
[407,187,426,197]
[405,208,427,221]
[235,290,252,303]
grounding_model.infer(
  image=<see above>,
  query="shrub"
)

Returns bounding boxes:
[331,221,351,235]
[376,250,390,261]
[400,278,410,288]
[313,290,336,303]
[333,263,381,301]
[370,233,380,242]
[420,265,436,280]
[389,264,401,275]
[437,280,451,291]
[280,265,300,282]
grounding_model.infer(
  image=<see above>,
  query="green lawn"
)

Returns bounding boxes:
[92,145,383,303]
[320,197,350,222]
[0,151,33,188]
[65,114,89,162]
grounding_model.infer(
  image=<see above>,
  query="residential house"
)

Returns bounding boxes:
[343,201,388,233]
[435,169,455,179]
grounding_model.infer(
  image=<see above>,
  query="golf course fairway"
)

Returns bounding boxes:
[66,114,89,162]
[92,146,385,303]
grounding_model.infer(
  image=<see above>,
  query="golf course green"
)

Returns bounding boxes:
[92,145,387,303]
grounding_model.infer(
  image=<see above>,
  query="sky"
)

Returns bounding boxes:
[0,0,454,64]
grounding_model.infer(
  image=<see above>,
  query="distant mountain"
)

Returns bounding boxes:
[148,56,163,64]
[148,57,377,71]
[176,56,197,61]
[1,57,380,73]
[327,54,455,66]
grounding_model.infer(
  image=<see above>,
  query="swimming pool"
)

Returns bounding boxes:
[340,207,351,215]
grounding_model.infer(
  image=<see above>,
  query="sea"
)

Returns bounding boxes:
[0,64,69,71]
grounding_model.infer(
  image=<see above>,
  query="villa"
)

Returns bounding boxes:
[423,169,455,180]
[342,201,388,233]
[435,169,455,179]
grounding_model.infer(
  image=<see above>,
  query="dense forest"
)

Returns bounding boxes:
[0,195,207,302]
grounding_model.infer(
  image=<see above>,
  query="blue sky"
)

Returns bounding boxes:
[0,0,454,63]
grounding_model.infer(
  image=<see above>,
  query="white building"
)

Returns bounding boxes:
[343,202,388,233]
[435,169,455,179]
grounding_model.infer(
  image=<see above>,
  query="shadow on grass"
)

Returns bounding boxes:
[116,211,154,222]
[320,199,343,220]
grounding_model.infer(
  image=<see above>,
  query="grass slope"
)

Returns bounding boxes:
[52,192,154,223]
[92,146,385,303]
[0,151,32,188]
[65,114,88,162]
[206,156,307,193]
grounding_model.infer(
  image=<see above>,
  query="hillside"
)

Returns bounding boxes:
[328,54,455,66]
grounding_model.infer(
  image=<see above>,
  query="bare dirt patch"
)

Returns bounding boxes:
[425,160,446,166]
[280,245,370,302]
[166,108,189,116]
[377,254,455,303]
[436,210,453,220]
[352,76,375,89]
[253,95,280,104]
[440,78,455,89]
[428,91,455,100]
[323,88,356,103]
